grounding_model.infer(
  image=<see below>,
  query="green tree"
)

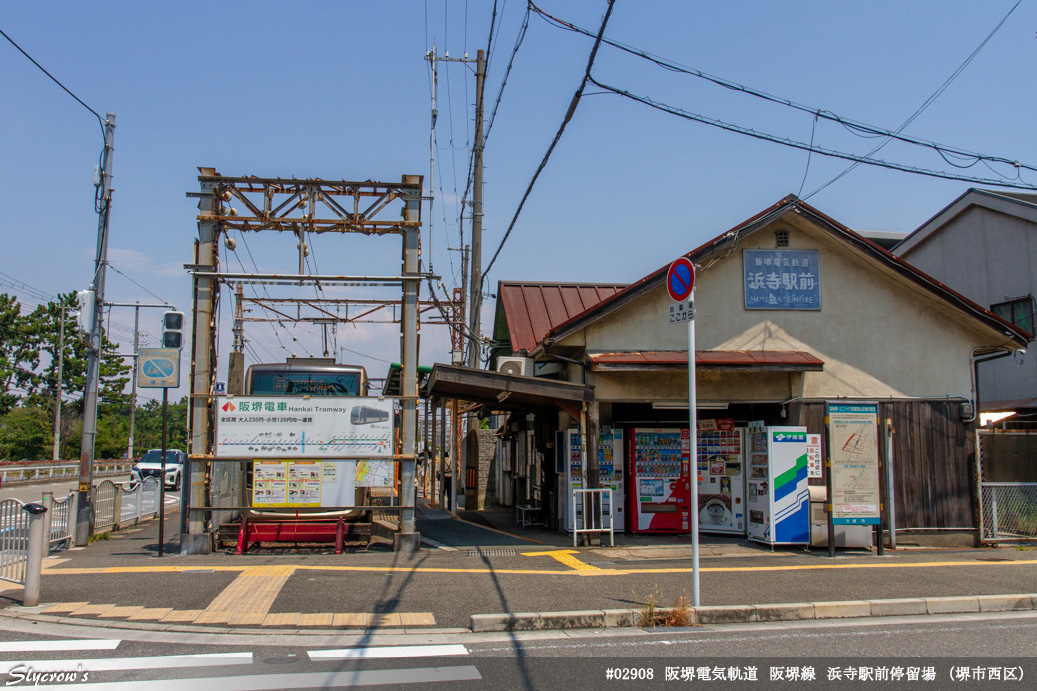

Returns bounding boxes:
[23,293,131,413]
[0,294,42,414]
[0,406,51,461]
[132,397,188,455]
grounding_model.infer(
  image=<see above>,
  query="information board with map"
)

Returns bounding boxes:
[251,459,392,508]
[826,402,881,525]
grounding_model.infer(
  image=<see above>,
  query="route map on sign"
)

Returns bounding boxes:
[827,402,881,525]
[355,460,393,488]
[216,396,394,458]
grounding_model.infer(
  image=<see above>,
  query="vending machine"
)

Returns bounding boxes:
[696,420,746,535]
[559,428,625,532]
[746,425,810,545]
[598,427,625,532]
[627,428,692,533]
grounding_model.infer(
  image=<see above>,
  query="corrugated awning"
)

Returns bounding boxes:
[426,363,594,415]
[589,350,824,372]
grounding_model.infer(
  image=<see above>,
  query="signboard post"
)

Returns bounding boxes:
[137,347,182,558]
[826,402,882,555]
[666,257,699,607]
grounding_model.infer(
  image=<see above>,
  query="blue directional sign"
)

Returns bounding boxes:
[138,348,181,388]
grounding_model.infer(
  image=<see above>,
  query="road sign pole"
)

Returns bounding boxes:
[158,386,167,558]
[688,289,699,608]
[667,256,700,607]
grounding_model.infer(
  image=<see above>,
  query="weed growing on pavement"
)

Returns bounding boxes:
[88,532,110,543]
[637,587,661,628]
[664,592,692,627]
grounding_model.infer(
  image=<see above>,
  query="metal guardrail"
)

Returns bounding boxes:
[0,462,131,486]
[572,487,615,548]
[93,478,161,533]
[0,498,31,585]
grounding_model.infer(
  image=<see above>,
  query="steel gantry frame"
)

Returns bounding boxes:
[183,168,428,554]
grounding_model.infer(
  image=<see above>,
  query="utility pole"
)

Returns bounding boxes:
[106,302,173,462]
[128,305,139,460]
[467,48,486,377]
[51,308,66,462]
[75,112,116,547]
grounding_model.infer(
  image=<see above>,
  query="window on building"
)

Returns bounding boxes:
[991,296,1034,339]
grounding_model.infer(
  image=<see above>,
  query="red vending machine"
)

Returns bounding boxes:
[627,428,692,533]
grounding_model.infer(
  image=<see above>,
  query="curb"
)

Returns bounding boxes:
[468,594,1037,632]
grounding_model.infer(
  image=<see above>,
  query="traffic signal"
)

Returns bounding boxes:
[75,290,95,337]
[162,311,184,349]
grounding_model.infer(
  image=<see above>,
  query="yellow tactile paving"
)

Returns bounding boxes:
[193,610,232,624]
[331,613,369,627]
[201,564,296,621]
[297,613,334,627]
[229,612,268,626]
[262,612,300,626]
[69,604,117,616]
[42,602,89,613]
[128,607,173,620]
[100,606,143,618]
[160,610,203,622]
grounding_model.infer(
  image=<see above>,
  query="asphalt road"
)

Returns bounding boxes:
[0,476,133,503]
[11,510,1037,631]
[0,612,1033,689]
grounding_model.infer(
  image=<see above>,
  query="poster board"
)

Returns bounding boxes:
[216,396,394,458]
[826,402,881,525]
[251,459,389,508]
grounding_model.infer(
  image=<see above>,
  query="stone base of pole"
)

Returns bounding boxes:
[393,532,421,552]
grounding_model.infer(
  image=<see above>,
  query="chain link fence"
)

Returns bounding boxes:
[978,432,1037,542]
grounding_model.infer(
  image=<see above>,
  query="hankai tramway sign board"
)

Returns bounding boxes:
[215,396,394,458]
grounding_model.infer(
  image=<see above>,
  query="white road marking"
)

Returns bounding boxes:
[0,639,121,652]
[0,652,252,674]
[308,643,468,660]
[26,665,481,690]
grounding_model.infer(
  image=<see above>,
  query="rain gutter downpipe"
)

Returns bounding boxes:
[968,347,1016,424]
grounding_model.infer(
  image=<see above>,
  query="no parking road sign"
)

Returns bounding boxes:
[666,257,695,302]
[667,257,696,324]
[138,348,181,388]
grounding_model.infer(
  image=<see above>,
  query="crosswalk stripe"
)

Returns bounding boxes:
[307,644,468,660]
[35,665,481,690]
[0,640,120,652]
[0,652,252,674]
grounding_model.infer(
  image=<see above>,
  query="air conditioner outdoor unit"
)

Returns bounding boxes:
[496,356,533,377]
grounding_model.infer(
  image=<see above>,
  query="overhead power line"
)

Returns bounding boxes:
[530,1,1032,183]
[482,0,616,284]
[587,75,1036,191]
[0,26,104,135]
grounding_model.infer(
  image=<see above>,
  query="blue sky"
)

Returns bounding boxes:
[2,1,1034,400]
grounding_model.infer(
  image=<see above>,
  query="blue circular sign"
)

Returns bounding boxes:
[666,257,695,302]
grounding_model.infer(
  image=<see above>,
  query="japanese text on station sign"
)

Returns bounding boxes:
[743,249,821,310]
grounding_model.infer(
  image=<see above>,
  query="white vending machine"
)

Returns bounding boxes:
[695,421,746,535]
[559,427,625,533]
[746,425,810,546]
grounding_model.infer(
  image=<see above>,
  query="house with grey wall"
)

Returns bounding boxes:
[895,189,1037,416]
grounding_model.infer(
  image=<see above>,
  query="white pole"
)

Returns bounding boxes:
[688,290,700,607]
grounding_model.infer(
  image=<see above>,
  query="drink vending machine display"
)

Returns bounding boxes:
[627,428,691,533]
[559,428,625,532]
[696,420,746,534]
[745,426,810,545]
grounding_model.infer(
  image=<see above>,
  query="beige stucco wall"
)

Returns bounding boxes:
[562,213,1012,404]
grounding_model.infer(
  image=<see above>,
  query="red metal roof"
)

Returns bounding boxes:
[590,350,824,371]
[499,282,627,354]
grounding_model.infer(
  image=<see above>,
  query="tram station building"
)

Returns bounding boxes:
[431,195,1028,544]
